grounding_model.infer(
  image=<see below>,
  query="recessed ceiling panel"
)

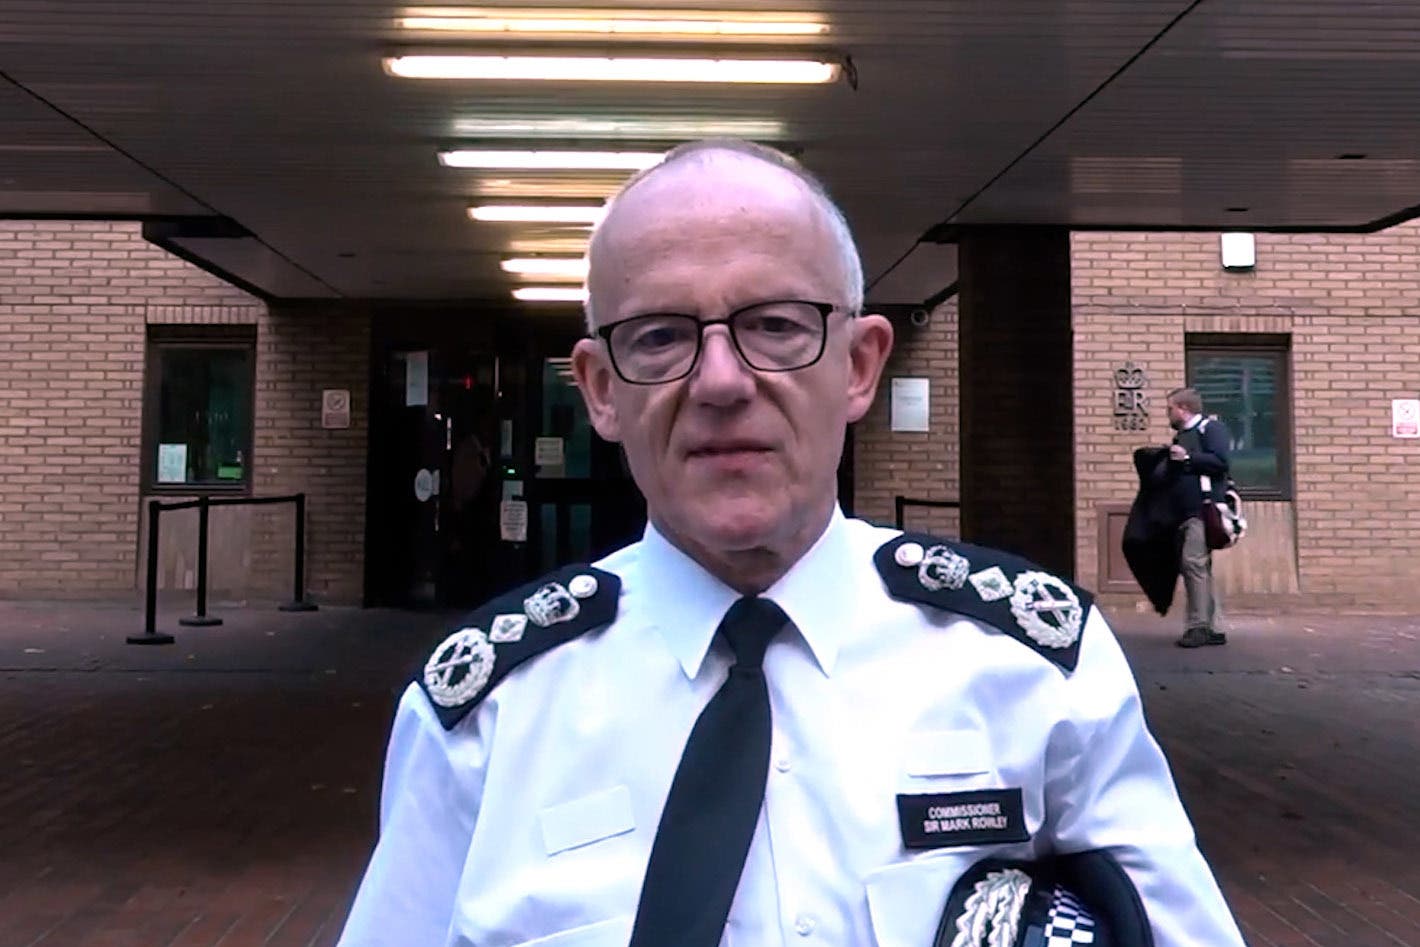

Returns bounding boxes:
[2,1,1418,298]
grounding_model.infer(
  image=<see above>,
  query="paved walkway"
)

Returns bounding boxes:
[0,597,1417,947]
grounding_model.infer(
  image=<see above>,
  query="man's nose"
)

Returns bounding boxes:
[689,326,755,403]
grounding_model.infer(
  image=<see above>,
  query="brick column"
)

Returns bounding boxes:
[957,227,1076,577]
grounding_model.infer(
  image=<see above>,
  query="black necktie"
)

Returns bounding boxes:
[628,596,788,947]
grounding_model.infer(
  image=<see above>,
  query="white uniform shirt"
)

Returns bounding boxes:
[339,509,1245,947]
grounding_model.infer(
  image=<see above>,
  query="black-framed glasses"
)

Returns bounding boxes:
[596,300,837,385]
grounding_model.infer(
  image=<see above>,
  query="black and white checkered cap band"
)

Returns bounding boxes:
[1039,887,1098,945]
[933,851,1153,947]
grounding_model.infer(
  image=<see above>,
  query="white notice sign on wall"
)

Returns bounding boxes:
[1393,398,1420,438]
[321,389,351,429]
[890,377,931,433]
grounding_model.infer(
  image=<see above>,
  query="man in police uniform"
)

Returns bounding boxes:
[338,141,1246,947]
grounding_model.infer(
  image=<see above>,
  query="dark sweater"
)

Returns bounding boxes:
[1154,417,1232,519]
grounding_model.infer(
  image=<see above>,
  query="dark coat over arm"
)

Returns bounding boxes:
[1122,446,1185,615]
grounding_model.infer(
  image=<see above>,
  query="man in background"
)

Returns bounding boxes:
[1163,386,1232,647]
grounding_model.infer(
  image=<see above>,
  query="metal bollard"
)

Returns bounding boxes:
[128,499,175,645]
[180,495,223,627]
[280,492,318,612]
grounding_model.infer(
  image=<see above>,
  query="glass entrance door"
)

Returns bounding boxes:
[524,358,645,574]
[367,345,513,608]
[435,349,507,606]
[365,312,648,608]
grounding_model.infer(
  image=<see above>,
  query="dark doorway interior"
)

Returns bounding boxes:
[364,307,864,607]
[365,308,644,609]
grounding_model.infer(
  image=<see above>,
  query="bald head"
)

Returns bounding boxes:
[584,140,863,329]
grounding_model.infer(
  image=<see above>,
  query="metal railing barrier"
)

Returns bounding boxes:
[893,495,962,531]
[126,492,318,646]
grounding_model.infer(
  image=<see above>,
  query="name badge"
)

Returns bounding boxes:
[896,788,1029,849]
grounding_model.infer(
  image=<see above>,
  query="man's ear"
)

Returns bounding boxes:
[571,337,623,442]
[844,313,894,423]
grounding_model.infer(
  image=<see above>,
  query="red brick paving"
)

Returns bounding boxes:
[1,598,1417,946]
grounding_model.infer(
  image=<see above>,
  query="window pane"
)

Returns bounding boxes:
[541,360,591,479]
[155,346,251,486]
[1187,352,1282,491]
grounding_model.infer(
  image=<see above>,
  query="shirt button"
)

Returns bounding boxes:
[794,914,817,936]
[775,757,792,773]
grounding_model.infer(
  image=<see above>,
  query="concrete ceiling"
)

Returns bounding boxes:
[3,1,1419,302]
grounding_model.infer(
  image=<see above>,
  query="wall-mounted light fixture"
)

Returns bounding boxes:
[1220,232,1256,271]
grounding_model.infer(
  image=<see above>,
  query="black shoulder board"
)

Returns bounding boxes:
[873,533,1095,674]
[417,564,620,730]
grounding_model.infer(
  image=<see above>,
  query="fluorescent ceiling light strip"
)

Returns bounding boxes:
[441,149,662,170]
[475,179,626,199]
[400,12,826,37]
[514,286,589,302]
[470,204,606,223]
[509,237,592,254]
[386,55,840,84]
[452,117,787,139]
[501,257,589,277]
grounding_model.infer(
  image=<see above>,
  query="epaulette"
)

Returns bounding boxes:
[874,533,1095,674]
[418,564,620,730]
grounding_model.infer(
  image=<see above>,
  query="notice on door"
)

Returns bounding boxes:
[499,499,529,542]
[157,443,187,483]
[535,437,565,468]
[405,351,429,407]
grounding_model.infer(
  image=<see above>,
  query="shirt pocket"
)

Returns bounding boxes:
[506,914,633,947]
[901,729,994,782]
[895,729,1040,853]
[863,852,974,947]
[469,786,640,943]
[538,784,636,856]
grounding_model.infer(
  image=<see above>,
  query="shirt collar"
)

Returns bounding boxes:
[637,507,853,680]
[1182,413,1203,430]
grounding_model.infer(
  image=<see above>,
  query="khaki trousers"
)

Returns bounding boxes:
[1180,516,1224,632]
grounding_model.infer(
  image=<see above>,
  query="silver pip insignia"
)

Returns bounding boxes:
[489,613,528,643]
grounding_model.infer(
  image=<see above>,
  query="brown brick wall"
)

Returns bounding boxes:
[856,223,1420,607]
[0,221,368,603]
[853,300,960,537]
[250,306,370,603]
[1073,225,1420,604]
[0,221,256,596]
[9,219,1418,607]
